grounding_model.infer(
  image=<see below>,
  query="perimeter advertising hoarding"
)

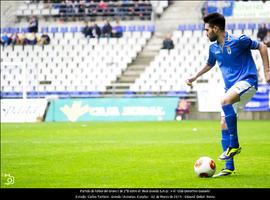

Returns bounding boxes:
[45,97,179,122]
[1,99,48,123]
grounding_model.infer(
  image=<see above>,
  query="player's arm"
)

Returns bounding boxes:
[258,42,270,84]
[186,64,212,86]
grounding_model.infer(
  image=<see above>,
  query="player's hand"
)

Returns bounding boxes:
[186,77,196,86]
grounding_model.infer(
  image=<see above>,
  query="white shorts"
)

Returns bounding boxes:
[221,81,257,116]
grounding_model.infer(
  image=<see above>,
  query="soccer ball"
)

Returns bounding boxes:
[194,156,216,177]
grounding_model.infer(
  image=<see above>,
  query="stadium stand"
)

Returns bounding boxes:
[15,0,169,22]
[130,23,267,95]
[1,24,153,98]
[1,22,267,99]
[0,0,269,101]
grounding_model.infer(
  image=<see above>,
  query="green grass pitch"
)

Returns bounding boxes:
[1,120,270,188]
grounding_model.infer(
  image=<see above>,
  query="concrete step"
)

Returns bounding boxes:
[139,51,158,57]
[143,45,162,52]
[107,83,130,88]
[122,70,142,76]
[132,56,154,64]
[118,76,137,83]
[126,65,147,71]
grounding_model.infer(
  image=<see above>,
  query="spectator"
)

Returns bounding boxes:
[257,23,268,41]
[175,99,190,121]
[1,32,11,46]
[10,33,19,45]
[101,20,112,38]
[162,34,174,50]
[59,1,67,21]
[24,32,37,45]
[201,1,207,19]
[17,33,26,45]
[97,0,108,15]
[93,23,101,38]
[112,20,124,38]
[82,21,93,38]
[39,33,51,45]
[263,30,270,47]
[28,16,39,33]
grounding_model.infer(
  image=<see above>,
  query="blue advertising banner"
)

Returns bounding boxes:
[206,0,234,17]
[244,84,270,112]
[45,97,179,122]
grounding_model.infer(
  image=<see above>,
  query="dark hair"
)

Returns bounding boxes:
[203,12,225,31]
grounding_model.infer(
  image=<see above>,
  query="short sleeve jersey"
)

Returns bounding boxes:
[207,32,259,91]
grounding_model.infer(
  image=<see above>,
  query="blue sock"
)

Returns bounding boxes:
[222,104,239,148]
[222,129,234,170]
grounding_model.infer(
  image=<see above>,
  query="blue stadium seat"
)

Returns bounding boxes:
[197,24,204,31]
[121,26,127,32]
[1,92,22,98]
[137,25,145,32]
[41,27,49,33]
[79,26,84,32]
[60,27,68,33]
[226,23,236,31]
[10,27,20,33]
[88,91,101,97]
[187,24,196,31]
[128,25,136,32]
[21,27,29,33]
[2,27,11,33]
[144,91,153,97]
[70,26,78,33]
[178,25,187,31]
[237,23,246,30]
[123,90,135,97]
[146,25,155,32]
[50,27,59,33]
[247,23,256,30]
[27,91,39,98]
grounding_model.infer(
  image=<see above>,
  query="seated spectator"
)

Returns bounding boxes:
[93,23,101,38]
[257,23,268,41]
[24,32,37,45]
[10,33,19,45]
[82,21,94,38]
[1,32,11,46]
[162,34,174,50]
[17,33,26,45]
[38,34,51,45]
[97,0,108,14]
[101,20,112,38]
[112,20,124,38]
[175,99,190,121]
[28,16,39,33]
[263,30,270,47]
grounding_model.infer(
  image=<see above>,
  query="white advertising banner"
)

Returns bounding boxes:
[233,1,270,19]
[1,99,48,123]
[197,84,224,112]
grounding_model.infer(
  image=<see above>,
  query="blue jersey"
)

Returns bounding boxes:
[207,32,260,91]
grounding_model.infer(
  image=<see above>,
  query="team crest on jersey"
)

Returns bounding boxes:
[226,46,231,54]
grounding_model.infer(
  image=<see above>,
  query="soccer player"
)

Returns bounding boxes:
[186,13,270,177]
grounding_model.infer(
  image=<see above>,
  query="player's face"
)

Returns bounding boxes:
[204,23,218,42]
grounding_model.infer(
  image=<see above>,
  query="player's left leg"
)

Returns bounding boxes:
[219,81,256,161]
[220,117,235,170]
